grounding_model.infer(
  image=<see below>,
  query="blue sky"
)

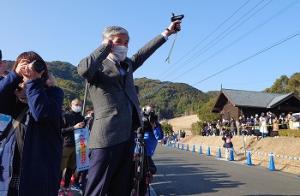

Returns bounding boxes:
[1,0,299,92]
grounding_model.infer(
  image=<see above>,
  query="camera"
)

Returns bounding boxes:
[171,13,184,22]
[142,109,158,131]
[30,60,46,73]
[171,13,184,32]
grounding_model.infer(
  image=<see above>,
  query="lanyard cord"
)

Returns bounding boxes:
[165,33,178,64]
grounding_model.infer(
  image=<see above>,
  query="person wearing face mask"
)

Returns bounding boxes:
[78,19,182,196]
[0,51,64,196]
[60,98,85,190]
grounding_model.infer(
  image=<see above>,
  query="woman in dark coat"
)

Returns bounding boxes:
[0,51,64,196]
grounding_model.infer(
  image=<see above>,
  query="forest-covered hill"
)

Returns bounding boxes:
[6,60,299,119]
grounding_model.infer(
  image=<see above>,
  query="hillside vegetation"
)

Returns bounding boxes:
[265,73,300,95]
[6,60,300,120]
[7,61,207,119]
[135,78,208,119]
[47,61,85,106]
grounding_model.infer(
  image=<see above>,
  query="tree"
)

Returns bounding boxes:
[287,73,300,95]
[197,97,220,123]
[265,75,289,93]
[265,73,300,97]
[161,122,173,136]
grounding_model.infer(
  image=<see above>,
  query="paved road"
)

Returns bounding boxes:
[151,146,300,196]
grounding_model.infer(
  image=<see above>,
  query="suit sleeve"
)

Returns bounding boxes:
[25,79,64,122]
[77,43,112,82]
[131,35,167,72]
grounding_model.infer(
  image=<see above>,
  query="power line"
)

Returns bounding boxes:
[141,1,299,99]
[193,29,300,86]
[141,27,300,100]
[169,0,297,82]
[155,0,251,79]
[160,0,267,80]
[168,0,272,80]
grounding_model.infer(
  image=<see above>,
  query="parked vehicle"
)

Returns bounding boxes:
[291,113,300,129]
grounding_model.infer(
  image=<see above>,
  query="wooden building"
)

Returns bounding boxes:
[212,89,300,120]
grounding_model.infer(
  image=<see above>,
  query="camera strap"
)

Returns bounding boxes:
[82,81,89,116]
[165,33,178,64]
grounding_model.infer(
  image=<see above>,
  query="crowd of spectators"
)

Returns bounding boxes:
[202,112,296,137]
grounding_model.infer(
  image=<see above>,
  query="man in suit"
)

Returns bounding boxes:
[77,19,181,196]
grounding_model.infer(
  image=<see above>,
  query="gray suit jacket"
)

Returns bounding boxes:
[78,35,166,148]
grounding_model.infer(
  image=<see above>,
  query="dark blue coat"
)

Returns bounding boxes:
[0,71,64,196]
[144,122,163,156]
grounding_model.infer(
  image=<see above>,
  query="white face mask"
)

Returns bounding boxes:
[72,105,82,113]
[110,45,128,62]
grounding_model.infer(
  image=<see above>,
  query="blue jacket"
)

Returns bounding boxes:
[0,71,64,196]
[144,123,163,156]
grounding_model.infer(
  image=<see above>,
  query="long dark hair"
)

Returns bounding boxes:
[13,51,48,81]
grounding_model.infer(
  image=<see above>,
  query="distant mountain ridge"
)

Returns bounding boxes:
[48,62,209,118]
[135,77,208,118]
[6,60,208,119]
[6,60,298,119]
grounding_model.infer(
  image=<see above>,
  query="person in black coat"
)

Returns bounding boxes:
[0,51,64,196]
[60,98,85,189]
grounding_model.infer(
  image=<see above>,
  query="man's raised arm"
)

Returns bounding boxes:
[77,43,112,82]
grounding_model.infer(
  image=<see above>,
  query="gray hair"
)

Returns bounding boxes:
[102,26,129,39]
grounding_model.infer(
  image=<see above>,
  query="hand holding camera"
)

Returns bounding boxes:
[15,59,45,82]
[24,60,45,82]
[164,20,182,36]
[15,59,28,77]
[163,13,184,37]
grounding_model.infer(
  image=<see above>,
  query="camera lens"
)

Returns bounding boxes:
[31,60,46,73]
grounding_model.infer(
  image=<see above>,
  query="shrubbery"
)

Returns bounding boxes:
[278,129,300,137]
[161,122,173,136]
[191,122,202,135]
